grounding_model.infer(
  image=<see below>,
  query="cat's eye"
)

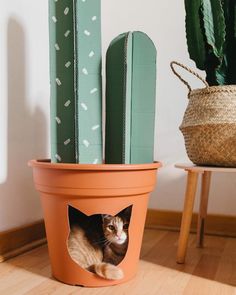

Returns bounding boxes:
[123,223,129,230]
[108,225,115,231]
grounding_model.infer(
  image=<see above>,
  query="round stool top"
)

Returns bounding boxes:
[175,163,236,173]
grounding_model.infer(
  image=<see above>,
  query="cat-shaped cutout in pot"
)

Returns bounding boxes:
[67,205,132,280]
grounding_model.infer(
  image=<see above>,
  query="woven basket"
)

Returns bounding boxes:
[170,61,236,167]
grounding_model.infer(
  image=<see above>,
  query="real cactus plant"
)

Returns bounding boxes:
[105,31,157,164]
[184,0,236,85]
[49,0,102,164]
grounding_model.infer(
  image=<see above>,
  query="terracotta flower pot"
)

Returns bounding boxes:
[29,159,161,287]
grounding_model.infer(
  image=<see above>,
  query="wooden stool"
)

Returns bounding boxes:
[175,163,236,264]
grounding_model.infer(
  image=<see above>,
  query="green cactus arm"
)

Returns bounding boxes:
[200,0,226,85]
[201,0,226,59]
[215,56,227,84]
[184,0,206,70]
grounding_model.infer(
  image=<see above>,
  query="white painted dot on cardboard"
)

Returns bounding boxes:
[92,125,100,130]
[56,78,62,86]
[65,61,71,68]
[55,117,61,124]
[82,68,88,75]
[64,100,71,107]
[64,7,69,15]
[89,51,95,58]
[52,16,57,23]
[55,43,60,51]
[64,138,71,145]
[90,88,98,94]
[83,140,90,147]
[81,103,88,111]
[64,30,71,37]
[84,30,91,36]
[55,154,62,162]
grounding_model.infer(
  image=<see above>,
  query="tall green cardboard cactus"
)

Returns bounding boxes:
[49,0,76,163]
[105,31,157,164]
[75,0,102,164]
[49,0,102,164]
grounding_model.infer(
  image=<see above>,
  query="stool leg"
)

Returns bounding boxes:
[177,171,199,264]
[196,171,212,248]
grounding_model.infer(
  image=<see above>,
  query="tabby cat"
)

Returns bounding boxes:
[67,206,132,280]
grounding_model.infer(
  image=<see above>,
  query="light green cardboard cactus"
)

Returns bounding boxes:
[75,0,103,164]
[49,0,102,164]
[105,31,157,164]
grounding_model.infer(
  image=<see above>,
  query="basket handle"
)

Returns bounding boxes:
[170,61,209,92]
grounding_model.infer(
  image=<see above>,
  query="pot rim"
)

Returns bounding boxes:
[28,159,162,171]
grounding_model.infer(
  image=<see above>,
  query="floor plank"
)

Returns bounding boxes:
[0,229,235,295]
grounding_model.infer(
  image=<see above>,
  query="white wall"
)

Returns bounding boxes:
[0,1,50,231]
[0,0,235,231]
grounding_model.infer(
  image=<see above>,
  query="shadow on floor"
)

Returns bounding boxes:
[4,244,52,279]
[140,229,236,287]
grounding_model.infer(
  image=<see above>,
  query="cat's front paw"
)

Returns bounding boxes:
[94,263,124,280]
[105,264,124,280]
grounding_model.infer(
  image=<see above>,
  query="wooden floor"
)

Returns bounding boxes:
[0,229,236,295]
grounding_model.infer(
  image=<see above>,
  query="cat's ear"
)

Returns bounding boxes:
[118,205,132,221]
[101,214,112,222]
[68,205,91,230]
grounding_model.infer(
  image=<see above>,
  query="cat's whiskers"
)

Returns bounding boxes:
[103,239,112,246]
[92,237,109,245]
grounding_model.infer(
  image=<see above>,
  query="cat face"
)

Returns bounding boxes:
[102,215,129,245]
[102,207,131,245]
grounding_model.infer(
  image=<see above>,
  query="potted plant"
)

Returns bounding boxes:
[29,0,161,287]
[171,0,236,167]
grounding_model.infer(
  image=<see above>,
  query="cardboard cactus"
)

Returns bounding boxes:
[75,0,103,164]
[49,0,76,163]
[105,31,157,164]
[49,0,157,165]
[49,0,102,163]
